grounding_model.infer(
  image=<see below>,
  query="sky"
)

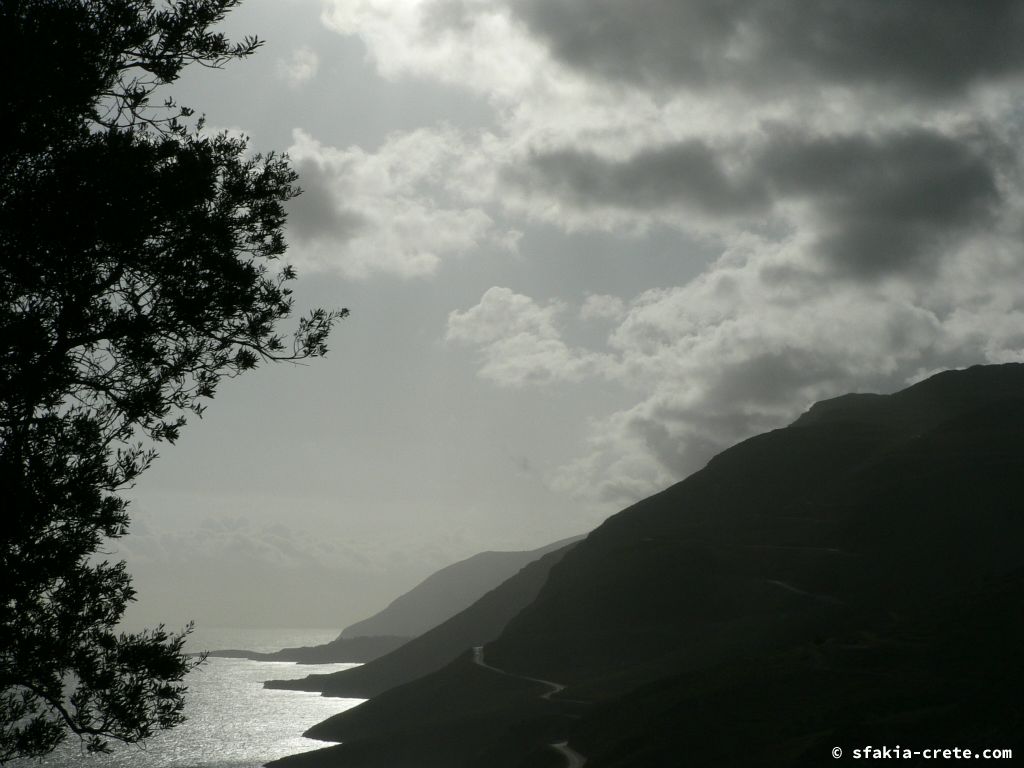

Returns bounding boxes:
[118,0,1024,630]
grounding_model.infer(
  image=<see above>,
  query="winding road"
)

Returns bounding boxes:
[472,646,587,767]
[550,740,588,768]
[471,645,568,700]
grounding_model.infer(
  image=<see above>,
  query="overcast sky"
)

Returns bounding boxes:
[117,0,1024,630]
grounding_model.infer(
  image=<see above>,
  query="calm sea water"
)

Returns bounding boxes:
[11,628,365,768]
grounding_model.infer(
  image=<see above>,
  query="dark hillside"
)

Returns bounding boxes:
[486,364,1024,693]
[278,364,1024,767]
[571,567,1024,767]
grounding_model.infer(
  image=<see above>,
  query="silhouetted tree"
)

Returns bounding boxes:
[0,1,345,760]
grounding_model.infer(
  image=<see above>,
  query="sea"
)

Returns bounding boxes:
[10,628,366,768]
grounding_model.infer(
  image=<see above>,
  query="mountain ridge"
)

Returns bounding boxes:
[339,536,581,640]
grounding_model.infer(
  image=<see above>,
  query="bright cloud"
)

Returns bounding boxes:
[320,0,549,101]
[285,127,519,279]
[277,46,319,86]
[447,287,601,385]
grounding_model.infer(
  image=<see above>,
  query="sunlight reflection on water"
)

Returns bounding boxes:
[12,629,366,768]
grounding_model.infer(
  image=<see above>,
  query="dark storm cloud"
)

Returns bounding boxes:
[762,129,1002,278]
[509,0,1024,96]
[286,158,367,243]
[515,128,1001,279]
[512,140,766,216]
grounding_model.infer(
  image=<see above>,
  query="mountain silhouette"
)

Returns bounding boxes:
[339,537,580,640]
[273,364,1024,768]
[265,542,577,698]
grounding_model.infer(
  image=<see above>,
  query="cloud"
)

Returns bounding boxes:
[510,0,1024,97]
[277,46,319,86]
[326,1,1024,508]
[321,0,548,100]
[287,157,368,244]
[447,287,600,385]
[759,128,1003,278]
[454,222,1024,505]
[512,127,1005,278]
[509,139,766,219]
[286,127,519,278]
[447,286,563,344]
[580,294,626,322]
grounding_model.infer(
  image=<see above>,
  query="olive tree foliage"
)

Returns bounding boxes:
[0,1,345,760]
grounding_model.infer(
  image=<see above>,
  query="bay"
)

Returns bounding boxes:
[10,628,363,768]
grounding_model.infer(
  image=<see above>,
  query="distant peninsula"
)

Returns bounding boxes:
[204,635,409,664]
